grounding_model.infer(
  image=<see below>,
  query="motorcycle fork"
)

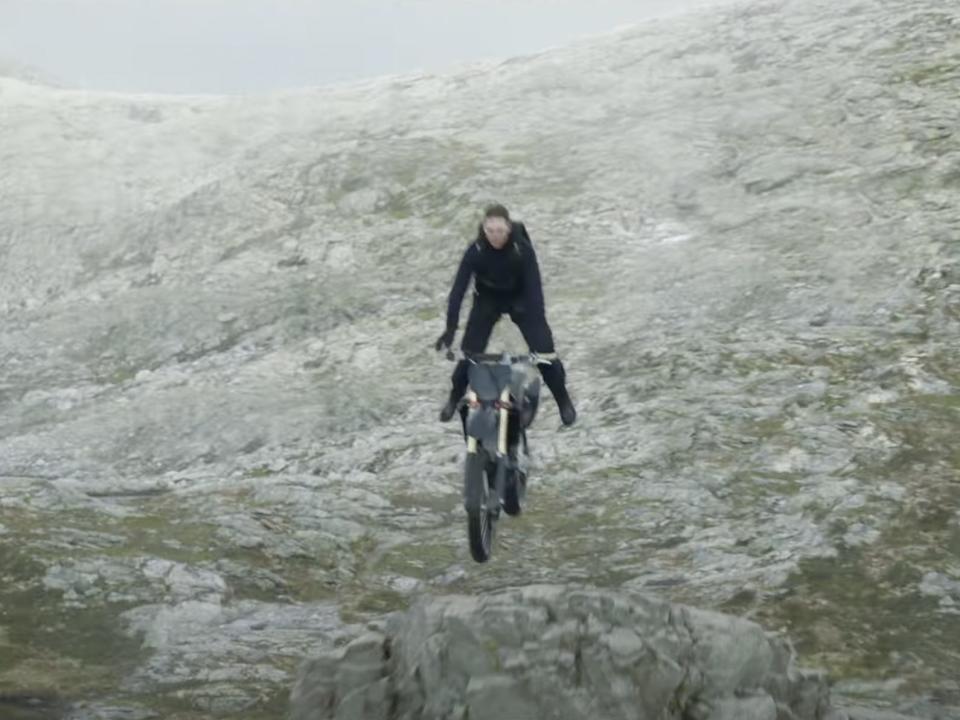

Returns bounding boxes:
[497,388,509,456]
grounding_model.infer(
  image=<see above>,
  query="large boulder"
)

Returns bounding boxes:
[289,585,839,720]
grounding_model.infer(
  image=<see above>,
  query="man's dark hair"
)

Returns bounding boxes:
[483,204,511,222]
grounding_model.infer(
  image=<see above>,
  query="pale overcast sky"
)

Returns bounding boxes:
[0,0,729,94]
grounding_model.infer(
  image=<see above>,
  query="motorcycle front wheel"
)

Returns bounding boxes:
[464,450,495,563]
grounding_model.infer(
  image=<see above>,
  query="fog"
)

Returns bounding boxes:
[1,0,729,93]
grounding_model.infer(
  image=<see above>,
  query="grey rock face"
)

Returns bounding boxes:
[289,585,833,720]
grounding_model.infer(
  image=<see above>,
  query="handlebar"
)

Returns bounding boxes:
[444,349,556,365]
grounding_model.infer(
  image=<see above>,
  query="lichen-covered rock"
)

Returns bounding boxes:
[290,585,834,720]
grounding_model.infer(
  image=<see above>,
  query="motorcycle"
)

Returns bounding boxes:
[446,349,552,563]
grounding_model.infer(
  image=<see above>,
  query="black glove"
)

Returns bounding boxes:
[434,327,455,352]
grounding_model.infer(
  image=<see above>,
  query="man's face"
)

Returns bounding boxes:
[483,217,511,249]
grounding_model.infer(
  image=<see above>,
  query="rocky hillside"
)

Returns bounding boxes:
[0,0,958,717]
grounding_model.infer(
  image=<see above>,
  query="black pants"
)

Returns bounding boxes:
[449,292,569,404]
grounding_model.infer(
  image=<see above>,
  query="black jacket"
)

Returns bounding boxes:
[445,222,546,331]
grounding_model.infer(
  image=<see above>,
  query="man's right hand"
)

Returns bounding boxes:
[434,327,455,352]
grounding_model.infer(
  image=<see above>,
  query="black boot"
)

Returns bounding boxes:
[439,390,460,422]
[440,361,470,422]
[539,360,577,426]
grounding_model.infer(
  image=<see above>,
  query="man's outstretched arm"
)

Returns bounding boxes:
[444,246,476,338]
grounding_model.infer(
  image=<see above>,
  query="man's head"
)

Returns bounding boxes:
[482,204,511,249]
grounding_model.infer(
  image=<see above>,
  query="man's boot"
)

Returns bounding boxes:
[539,360,577,426]
[439,389,460,422]
[440,361,469,422]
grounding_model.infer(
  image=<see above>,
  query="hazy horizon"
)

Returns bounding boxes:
[1,0,730,94]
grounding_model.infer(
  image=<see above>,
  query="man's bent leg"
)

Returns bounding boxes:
[537,358,576,426]
[511,309,576,426]
[441,294,500,422]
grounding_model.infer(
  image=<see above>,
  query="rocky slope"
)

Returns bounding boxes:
[0,0,958,717]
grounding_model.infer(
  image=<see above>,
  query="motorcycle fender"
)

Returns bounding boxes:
[466,407,499,447]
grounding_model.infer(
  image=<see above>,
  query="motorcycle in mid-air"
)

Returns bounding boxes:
[446,349,552,563]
